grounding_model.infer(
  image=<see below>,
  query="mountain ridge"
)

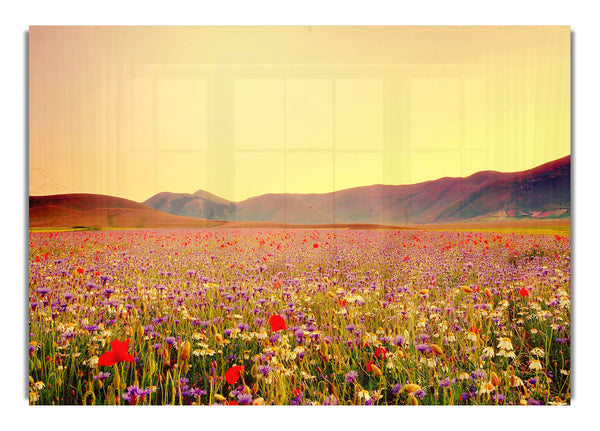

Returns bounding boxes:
[143,155,570,225]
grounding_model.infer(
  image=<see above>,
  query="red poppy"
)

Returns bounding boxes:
[469,325,481,334]
[225,365,244,385]
[339,299,347,307]
[98,338,134,366]
[375,347,387,359]
[313,244,319,248]
[269,315,287,332]
[76,268,84,274]
[519,287,530,297]
[227,400,239,405]
[366,360,373,372]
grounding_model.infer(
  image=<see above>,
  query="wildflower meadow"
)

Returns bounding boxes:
[28,228,570,406]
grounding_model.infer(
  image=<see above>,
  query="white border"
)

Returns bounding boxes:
[5,1,597,430]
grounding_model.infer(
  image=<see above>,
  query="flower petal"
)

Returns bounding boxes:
[98,351,117,367]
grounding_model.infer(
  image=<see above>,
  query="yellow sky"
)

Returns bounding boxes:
[29,26,570,202]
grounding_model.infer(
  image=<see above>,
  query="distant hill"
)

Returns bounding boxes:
[144,190,236,221]
[29,193,219,228]
[144,156,570,225]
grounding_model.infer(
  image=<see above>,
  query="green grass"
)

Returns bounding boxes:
[426,225,570,237]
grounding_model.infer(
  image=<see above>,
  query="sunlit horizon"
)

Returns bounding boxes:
[30,153,571,203]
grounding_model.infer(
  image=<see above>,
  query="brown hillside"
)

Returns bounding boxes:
[29,193,218,228]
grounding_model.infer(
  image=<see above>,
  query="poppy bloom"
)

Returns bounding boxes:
[519,287,530,297]
[225,365,244,385]
[375,347,387,359]
[98,338,134,366]
[269,315,287,332]
[339,299,347,307]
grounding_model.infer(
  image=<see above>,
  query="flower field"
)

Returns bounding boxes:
[28,228,571,406]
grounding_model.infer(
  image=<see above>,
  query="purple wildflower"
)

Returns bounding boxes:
[323,395,339,405]
[416,343,431,354]
[439,378,456,387]
[492,393,505,404]
[345,370,359,383]
[471,369,486,381]
[258,365,272,376]
[394,335,405,347]
[121,385,153,404]
[237,393,253,405]
[414,389,426,399]
[36,287,51,295]
[93,371,111,381]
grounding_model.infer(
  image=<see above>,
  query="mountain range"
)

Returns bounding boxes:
[29,155,570,228]
[143,155,571,225]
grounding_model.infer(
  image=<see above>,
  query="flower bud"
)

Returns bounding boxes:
[320,340,329,356]
[461,285,473,294]
[252,397,265,405]
[162,346,172,365]
[214,394,226,403]
[510,375,523,387]
[484,288,492,298]
[490,371,501,387]
[179,341,191,361]
[431,344,443,356]
[370,364,382,377]
[403,383,421,394]
[113,370,120,389]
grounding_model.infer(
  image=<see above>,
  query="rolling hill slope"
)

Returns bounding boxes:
[29,193,219,228]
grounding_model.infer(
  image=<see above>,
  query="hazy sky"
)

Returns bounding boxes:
[29,26,570,202]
